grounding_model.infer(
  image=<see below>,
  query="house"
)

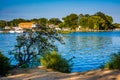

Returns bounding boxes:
[76,26,81,31]
[62,28,71,31]
[4,26,11,30]
[18,22,36,29]
[55,27,61,31]
[48,24,54,28]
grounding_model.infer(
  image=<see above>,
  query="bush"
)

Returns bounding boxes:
[40,51,71,73]
[20,64,29,68]
[0,51,10,76]
[104,52,120,70]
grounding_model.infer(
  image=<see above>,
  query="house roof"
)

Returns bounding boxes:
[19,22,34,25]
[18,22,35,29]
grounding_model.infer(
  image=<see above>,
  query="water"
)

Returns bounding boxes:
[0,33,17,56]
[0,31,120,72]
[57,31,120,72]
[0,33,17,65]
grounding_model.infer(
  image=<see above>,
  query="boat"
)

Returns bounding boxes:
[9,30,15,33]
[15,30,23,33]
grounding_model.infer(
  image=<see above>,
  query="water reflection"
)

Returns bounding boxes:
[63,36,112,54]
[58,32,120,72]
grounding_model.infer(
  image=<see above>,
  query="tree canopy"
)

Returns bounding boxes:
[0,20,6,28]
[48,18,62,25]
[0,12,119,30]
[31,18,48,26]
[10,25,63,67]
[62,14,78,30]
[78,12,114,30]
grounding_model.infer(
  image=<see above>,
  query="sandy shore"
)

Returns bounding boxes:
[0,66,120,80]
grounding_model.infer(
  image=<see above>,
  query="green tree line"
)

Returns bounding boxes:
[60,12,119,31]
[0,18,62,28]
[0,12,119,30]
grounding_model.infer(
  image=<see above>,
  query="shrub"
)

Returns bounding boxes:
[104,52,120,70]
[0,51,10,76]
[40,51,71,73]
[20,64,29,68]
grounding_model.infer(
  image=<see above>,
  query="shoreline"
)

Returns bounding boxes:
[1,66,120,80]
[0,29,120,34]
[58,29,120,34]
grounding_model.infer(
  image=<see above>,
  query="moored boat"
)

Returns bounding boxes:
[15,30,23,33]
[9,30,15,33]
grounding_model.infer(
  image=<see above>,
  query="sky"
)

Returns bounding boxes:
[0,0,120,23]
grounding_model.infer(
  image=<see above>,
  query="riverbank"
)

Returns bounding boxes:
[0,29,119,34]
[58,29,118,34]
[1,66,120,80]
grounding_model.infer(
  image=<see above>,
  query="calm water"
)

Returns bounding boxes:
[0,31,120,72]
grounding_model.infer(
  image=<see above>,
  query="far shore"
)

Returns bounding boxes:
[1,28,120,33]
[0,66,120,80]
[58,29,120,34]
[0,29,120,34]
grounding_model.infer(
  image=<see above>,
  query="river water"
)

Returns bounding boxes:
[0,31,120,72]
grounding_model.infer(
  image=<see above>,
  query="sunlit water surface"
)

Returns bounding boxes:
[0,31,120,72]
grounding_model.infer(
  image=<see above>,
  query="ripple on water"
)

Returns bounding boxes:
[1,31,120,72]
[59,31,120,72]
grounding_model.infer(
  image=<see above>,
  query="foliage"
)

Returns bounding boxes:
[104,52,120,70]
[59,23,65,29]
[38,18,48,26]
[0,20,6,28]
[40,51,71,73]
[0,51,10,76]
[0,12,116,30]
[10,25,62,67]
[49,18,62,25]
[31,18,48,27]
[8,18,27,27]
[112,23,120,28]
[78,12,114,30]
[79,16,89,29]
[62,13,78,30]
[20,64,29,68]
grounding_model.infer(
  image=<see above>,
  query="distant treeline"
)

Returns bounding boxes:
[0,12,120,30]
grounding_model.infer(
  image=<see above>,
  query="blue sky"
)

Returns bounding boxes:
[0,0,120,23]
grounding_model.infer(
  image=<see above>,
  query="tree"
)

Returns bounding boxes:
[38,18,48,26]
[31,18,38,22]
[31,18,48,27]
[88,16,105,30]
[112,23,120,28]
[79,16,89,29]
[59,23,66,29]
[0,20,6,28]
[62,13,78,30]
[94,12,113,30]
[0,51,10,76]
[78,12,114,30]
[10,25,62,67]
[9,18,26,27]
[49,18,62,25]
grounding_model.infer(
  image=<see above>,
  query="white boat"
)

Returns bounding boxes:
[15,30,23,33]
[0,31,3,33]
[9,30,15,33]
